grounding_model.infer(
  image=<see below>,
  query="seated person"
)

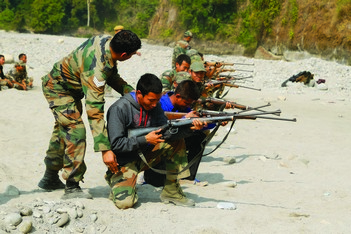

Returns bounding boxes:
[105,73,205,209]
[7,61,32,90]
[0,54,13,90]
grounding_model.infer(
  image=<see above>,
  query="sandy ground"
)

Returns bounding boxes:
[0,31,351,233]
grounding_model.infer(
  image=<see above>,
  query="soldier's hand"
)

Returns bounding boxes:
[102,150,119,174]
[190,119,207,130]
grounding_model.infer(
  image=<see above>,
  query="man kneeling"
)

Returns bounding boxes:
[105,73,204,209]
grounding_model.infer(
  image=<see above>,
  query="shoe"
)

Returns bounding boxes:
[38,170,65,190]
[179,178,208,187]
[160,180,195,207]
[61,186,93,200]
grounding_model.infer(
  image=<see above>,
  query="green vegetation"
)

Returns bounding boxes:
[1,0,350,54]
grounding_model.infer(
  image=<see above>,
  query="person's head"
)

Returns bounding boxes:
[19,53,27,63]
[172,80,200,109]
[114,25,124,34]
[183,31,193,43]
[190,61,206,83]
[175,54,191,72]
[0,55,4,66]
[136,73,162,111]
[110,30,141,62]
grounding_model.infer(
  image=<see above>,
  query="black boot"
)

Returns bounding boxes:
[38,169,65,190]
[61,180,92,200]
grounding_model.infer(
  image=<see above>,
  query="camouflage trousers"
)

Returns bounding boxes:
[42,74,87,183]
[106,139,190,209]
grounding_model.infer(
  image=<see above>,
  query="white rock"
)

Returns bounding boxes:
[4,213,22,226]
[217,202,236,210]
[223,156,236,164]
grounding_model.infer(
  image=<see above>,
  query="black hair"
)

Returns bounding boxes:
[174,80,200,101]
[0,55,4,59]
[19,53,26,60]
[137,73,162,96]
[110,30,141,55]
[176,54,191,66]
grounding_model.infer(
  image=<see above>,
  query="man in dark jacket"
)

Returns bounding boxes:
[105,73,204,209]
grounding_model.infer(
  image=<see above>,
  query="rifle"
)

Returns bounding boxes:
[129,111,294,138]
[204,62,234,67]
[216,75,253,81]
[205,80,261,91]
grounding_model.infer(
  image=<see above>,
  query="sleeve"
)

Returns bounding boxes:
[106,68,134,95]
[107,103,148,155]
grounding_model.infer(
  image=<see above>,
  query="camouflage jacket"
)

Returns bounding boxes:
[7,68,27,83]
[48,35,134,152]
[160,69,176,93]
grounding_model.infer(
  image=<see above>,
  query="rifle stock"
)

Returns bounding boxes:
[164,111,187,120]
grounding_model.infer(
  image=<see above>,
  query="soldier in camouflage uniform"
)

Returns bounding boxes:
[7,61,32,90]
[161,54,191,93]
[106,74,205,209]
[171,30,193,69]
[38,30,141,200]
[0,55,14,90]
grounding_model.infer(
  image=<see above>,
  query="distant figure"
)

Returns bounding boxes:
[0,55,13,90]
[7,61,32,90]
[172,30,193,69]
[114,25,124,34]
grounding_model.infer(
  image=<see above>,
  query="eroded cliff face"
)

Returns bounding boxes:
[148,0,351,64]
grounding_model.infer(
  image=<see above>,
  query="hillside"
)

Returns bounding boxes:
[148,0,351,65]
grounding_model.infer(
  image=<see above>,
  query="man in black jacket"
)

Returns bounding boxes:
[105,73,204,209]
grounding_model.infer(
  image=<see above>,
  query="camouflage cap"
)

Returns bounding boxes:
[114,25,124,31]
[186,49,198,57]
[190,61,206,72]
[184,30,193,37]
[174,71,191,83]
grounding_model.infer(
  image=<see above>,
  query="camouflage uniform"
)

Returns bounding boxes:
[160,69,176,93]
[6,64,30,90]
[42,35,134,183]
[172,40,188,70]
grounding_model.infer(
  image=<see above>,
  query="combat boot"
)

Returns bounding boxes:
[61,180,92,200]
[38,169,65,190]
[160,180,195,207]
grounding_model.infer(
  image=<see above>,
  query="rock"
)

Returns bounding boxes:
[217,202,236,210]
[277,96,286,101]
[32,211,42,218]
[75,201,85,209]
[68,208,77,219]
[18,220,32,234]
[4,213,22,226]
[222,181,237,188]
[56,213,70,227]
[90,213,98,222]
[57,39,64,44]
[223,156,236,164]
[5,185,20,197]
[254,46,282,60]
[76,208,83,218]
[317,83,328,90]
[20,207,33,216]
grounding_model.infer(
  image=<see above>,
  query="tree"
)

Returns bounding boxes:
[29,0,66,33]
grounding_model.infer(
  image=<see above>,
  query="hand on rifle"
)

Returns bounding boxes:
[184,110,199,118]
[190,118,207,130]
[145,129,165,145]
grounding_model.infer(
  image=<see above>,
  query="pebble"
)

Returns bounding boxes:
[75,201,85,209]
[222,181,237,188]
[317,83,328,90]
[56,213,70,227]
[216,202,236,210]
[20,207,33,216]
[68,208,77,219]
[4,213,22,226]
[90,214,98,222]
[76,208,83,218]
[18,220,32,234]
[223,156,236,164]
